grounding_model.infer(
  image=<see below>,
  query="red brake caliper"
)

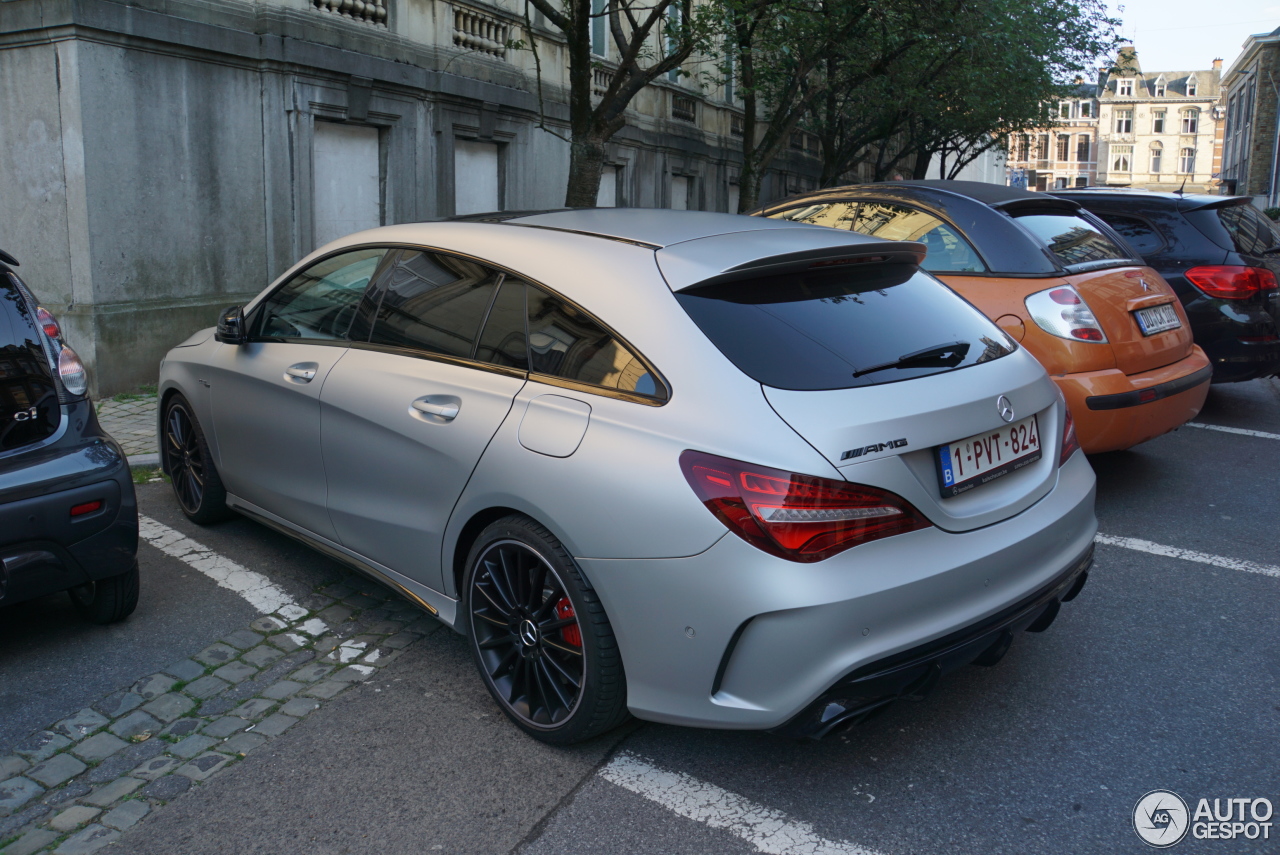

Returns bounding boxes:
[555,597,581,646]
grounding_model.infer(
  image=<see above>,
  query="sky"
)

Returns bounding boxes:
[1106,0,1279,73]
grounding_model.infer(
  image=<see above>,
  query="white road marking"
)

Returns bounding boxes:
[600,753,883,855]
[1095,534,1280,580]
[139,516,301,614]
[1186,422,1280,441]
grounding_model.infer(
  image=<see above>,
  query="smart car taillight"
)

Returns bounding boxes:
[1060,408,1081,466]
[1025,286,1109,343]
[679,450,932,563]
[1184,266,1278,300]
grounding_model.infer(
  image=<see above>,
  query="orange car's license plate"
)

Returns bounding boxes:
[936,414,1041,498]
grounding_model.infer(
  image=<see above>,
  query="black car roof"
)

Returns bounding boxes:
[752,181,1108,277]
[1050,189,1251,213]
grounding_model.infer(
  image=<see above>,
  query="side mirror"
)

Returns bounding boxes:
[215,306,247,344]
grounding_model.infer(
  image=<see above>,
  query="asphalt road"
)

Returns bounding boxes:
[2,377,1277,854]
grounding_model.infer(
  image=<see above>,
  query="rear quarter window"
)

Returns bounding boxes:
[675,264,1014,391]
[1014,213,1131,268]
[1215,205,1280,256]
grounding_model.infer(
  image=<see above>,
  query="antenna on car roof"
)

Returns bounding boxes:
[1175,176,1187,196]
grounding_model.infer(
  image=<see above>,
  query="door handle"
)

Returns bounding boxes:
[285,363,318,383]
[412,398,460,421]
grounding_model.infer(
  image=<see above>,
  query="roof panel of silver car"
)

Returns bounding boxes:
[501,208,828,248]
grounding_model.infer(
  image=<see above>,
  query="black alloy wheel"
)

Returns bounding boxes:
[162,394,229,524]
[465,516,629,744]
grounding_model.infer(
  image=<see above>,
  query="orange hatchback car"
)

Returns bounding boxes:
[753,181,1211,453]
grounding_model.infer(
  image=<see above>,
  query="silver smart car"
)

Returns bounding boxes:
[158,209,1097,744]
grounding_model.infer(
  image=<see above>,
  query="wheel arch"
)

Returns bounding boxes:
[448,505,592,602]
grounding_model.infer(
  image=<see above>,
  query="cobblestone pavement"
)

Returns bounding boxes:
[0,575,437,855]
[94,395,158,459]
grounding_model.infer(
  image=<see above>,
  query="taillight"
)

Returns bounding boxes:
[1184,266,1278,300]
[36,306,62,340]
[58,345,88,397]
[1025,286,1109,343]
[1059,408,1081,466]
[678,450,932,563]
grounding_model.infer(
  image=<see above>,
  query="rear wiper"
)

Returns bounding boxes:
[852,341,971,378]
[1259,245,1280,255]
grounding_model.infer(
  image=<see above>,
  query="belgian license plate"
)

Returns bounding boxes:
[1134,302,1181,336]
[936,415,1041,498]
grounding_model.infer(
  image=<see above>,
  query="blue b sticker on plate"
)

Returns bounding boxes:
[938,445,955,486]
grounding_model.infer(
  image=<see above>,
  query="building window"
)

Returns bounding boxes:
[730,113,744,138]
[724,51,735,103]
[1115,110,1132,134]
[1179,147,1195,174]
[1150,143,1162,173]
[1036,134,1049,159]
[1076,134,1091,163]
[1185,78,1197,97]
[1054,177,1068,189]
[665,4,681,82]
[1181,109,1199,134]
[1016,134,1030,161]
[1075,176,1088,187]
[1111,145,1132,172]
[1079,101,1093,118]
[1056,134,1070,162]
[1117,79,1133,97]
[591,0,607,57]
[1060,102,1071,119]
[1152,110,1165,134]
[1154,80,1166,97]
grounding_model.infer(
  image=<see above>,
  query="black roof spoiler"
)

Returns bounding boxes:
[988,196,1080,216]
[660,235,925,292]
[0,249,17,267]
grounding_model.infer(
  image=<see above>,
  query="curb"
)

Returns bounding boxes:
[127,454,160,471]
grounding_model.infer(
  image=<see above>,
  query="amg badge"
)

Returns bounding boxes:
[841,438,908,460]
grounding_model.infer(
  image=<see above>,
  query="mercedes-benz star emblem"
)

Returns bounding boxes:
[519,619,540,647]
[996,395,1015,423]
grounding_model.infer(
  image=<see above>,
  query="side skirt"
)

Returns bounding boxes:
[226,493,459,629]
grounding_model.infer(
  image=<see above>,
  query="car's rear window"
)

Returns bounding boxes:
[1014,213,1130,267]
[675,264,1015,391]
[1,273,60,452]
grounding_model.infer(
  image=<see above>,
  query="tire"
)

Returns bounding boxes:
[70,562,140,624]
[463,515,629,745]
[162,394,230,524]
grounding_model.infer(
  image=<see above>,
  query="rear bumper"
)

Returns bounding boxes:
[1056,346,1212,453]
[774,544,1092,738]
[0,403,139,609]
[578,450,1097,731]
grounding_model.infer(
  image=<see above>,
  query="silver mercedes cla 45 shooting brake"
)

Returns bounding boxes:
[158,209,1097,744]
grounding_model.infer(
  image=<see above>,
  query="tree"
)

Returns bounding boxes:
[808,0,1118,186]
[718,0,931,212]
[519,0,717,206]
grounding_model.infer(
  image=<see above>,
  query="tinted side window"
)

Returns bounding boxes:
[1013,213,1129,267]
[527,287,664,400]
[1095,213,1166,255]
[1216,205,1280,256]
[257,248,387,341]
[369,251,501,358]
[475,278,528,370]
[848,202,985,273]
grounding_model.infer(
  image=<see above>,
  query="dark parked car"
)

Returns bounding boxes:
[1050,190,1280,383]
[0,250,139,623]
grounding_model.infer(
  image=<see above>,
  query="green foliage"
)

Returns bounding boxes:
[1264,207,1280,222]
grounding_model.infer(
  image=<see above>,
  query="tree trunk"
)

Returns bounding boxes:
[565,134,608,207]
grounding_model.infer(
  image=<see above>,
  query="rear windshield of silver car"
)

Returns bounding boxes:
[675,263,1015,391]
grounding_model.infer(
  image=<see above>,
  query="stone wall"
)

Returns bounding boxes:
[0,0,818,395]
